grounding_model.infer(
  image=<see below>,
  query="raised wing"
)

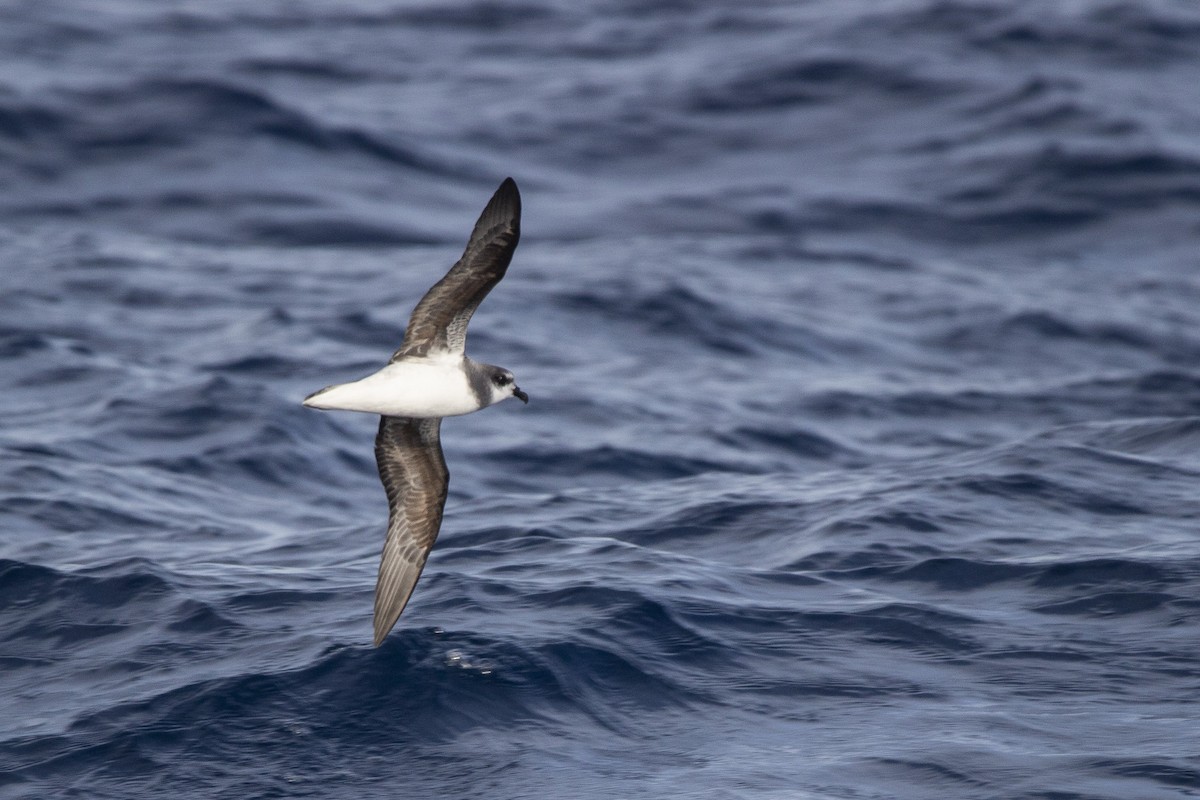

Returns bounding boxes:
[392,178,521,359]
[372,416,449,645]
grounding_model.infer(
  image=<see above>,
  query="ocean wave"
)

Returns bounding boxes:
[36,78,447,173]
[0,559,187,652]
[687,55,948,114]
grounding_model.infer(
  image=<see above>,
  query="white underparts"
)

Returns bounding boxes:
[304,357,483,418]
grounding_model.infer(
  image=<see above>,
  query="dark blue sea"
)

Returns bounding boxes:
[3,1,1200,797]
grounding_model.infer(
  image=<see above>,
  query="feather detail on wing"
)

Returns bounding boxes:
[372,416,449,645]
[391,178,521,360]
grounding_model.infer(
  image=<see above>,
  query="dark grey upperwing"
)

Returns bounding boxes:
[391,178,521,360]
[372,416,449,646]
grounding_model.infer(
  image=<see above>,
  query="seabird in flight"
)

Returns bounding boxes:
[304,178,527,645]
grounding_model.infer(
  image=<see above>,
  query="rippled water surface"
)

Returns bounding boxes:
[3,1,1200,798]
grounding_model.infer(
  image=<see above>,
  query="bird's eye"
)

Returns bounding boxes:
[495,374,510,386]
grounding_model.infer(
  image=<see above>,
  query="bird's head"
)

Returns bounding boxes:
[483,365,528,406]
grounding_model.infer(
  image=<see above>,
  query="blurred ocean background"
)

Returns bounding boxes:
[3,1,1200,797]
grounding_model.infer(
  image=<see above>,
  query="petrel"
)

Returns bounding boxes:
[303,178,527,645]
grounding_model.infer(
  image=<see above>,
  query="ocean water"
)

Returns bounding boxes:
[3,1,1200,797]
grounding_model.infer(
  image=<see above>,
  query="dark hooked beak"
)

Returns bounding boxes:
[513,386,529,404]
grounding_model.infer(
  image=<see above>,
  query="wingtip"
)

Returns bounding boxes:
[373,612,398,647]
[495,176,520,210]
[473,176,521,231]
[372,612,391,647]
